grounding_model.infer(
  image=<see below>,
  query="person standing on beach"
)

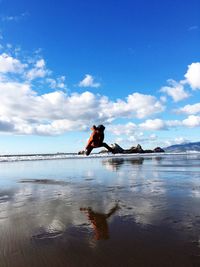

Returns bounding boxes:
[85,125,114,156]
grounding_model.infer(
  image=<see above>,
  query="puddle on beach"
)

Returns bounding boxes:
[0,154,200,266]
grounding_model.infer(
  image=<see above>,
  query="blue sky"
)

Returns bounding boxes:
[0,0,200,154]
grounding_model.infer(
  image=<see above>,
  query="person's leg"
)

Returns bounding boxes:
[101,143,115,153]
[85,145,93,156]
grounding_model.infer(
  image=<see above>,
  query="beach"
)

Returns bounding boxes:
[0,153,200,267]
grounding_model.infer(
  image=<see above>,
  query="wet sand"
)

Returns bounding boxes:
[0,154,200,266]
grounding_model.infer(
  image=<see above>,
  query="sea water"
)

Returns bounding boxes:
[0,153,200,267]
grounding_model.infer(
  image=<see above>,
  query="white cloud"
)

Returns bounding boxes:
[108,115,200,140]
[100,93,165,120]
[112,130,158,148]
[0,78,165,135]
[126,93,165,118]
[160,79,190,102]
[108,122,136,135]
[26,68,47,80]
[0,119,14,132]
[182,115,200,127]
[165,120,182,127]
[26,59,49,80]
[47,76,66,89]
[114,137,123,144]
[6,43,12,49]
[1,13,28,22]
[160,95,167,103]
[109,122,159,145]
[46,78,57,88]
[174,137,190,144]
[0,53,26,73]
[1,16,18,22]
[0,49,166,136]
[139,117,200,130]
[78,74,100,88]
[34,120,87,136]
[128,132,144,143]
[0,80,99,135]
[176,103,200,115]
[164,137,190,147]
[35,59,45,68]
[2,46,199,137]
[149,134,157,140]
[139,119,166,130]
[113,132,145,147]
[184,62,200,90]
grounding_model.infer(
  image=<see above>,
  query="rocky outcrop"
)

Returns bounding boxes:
[78,150,85,155]
[153,147,165,153]
[110,143,164,154]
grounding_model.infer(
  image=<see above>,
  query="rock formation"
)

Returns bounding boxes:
[110,143,164,154]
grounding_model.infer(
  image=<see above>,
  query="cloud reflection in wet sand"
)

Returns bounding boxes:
[0,154,200,266]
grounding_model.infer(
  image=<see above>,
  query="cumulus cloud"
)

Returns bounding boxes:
[0,49,170,136]
[127,93,165,118]
[0,119,15,132]
[34,120,86,135]
[112,131,158,148]
[184,62,200,90]
[139,119,166,130]
[165,120,182,127]
[2,47,199,137]
[176,103,200,115]
[139,117,200,130]
[100,92,165,120]
[108,115,200,139]
[26,59,50,80]
[182,115,200,127]
[108,122,136,135]
[35,59,45,68]
[46,76,66,89]
[0,74,165,135]
[78,74,100,88]
[0,53,26,73]
[160,79,190,102]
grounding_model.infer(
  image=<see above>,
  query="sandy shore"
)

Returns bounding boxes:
[0,154,200,266]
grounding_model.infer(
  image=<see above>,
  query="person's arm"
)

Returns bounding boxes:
[86,132,95,149]
[106,203,119,218]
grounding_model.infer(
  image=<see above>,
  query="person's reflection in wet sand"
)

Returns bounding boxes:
[80,203,119,240]
[102,158,125,171]
[102,157,144,171]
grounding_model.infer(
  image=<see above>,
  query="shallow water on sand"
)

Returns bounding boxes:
[1,154,200,267]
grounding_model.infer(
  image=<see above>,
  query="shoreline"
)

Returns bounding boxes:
[0,151,200,163]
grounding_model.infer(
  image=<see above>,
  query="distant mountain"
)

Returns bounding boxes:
[164,142,200,152]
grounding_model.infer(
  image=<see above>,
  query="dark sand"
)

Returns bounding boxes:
[0,154,200,266]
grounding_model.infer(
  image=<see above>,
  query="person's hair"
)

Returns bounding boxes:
[97,125,105,131]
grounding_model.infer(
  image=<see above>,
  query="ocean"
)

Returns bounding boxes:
[0,153,200,267]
